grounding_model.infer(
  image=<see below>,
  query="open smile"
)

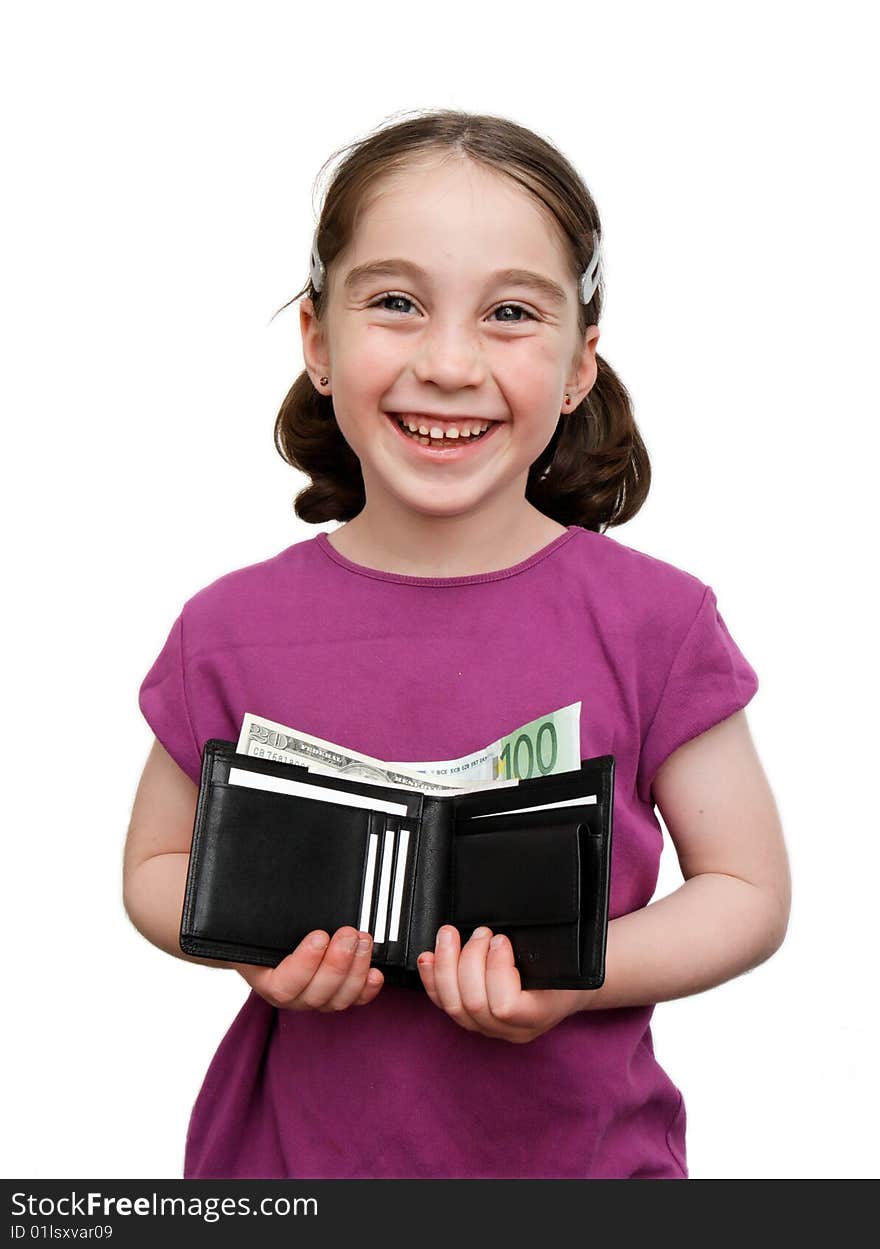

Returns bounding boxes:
[386,412,503,458]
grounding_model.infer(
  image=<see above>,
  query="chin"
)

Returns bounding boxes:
[390,484,494,519]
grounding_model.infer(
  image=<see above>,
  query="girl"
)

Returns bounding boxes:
[125,109,790,1180]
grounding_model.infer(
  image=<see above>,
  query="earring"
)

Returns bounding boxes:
[564,393,570,407]
[319,375,329,387]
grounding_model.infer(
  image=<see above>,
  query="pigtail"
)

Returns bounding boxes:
[274,371,366,523]
[527,353,650,532]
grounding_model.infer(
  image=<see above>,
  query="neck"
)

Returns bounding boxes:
[327,497,567,578]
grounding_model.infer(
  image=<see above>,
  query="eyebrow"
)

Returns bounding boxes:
[343,257,568,305]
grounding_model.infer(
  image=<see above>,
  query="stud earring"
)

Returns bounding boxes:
[319,375,329,387]
[564,393,570,406]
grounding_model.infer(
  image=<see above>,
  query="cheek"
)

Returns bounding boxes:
[338,334,401,394]
[503,351,560,405]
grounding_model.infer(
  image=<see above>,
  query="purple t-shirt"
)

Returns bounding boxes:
[138,524,758,1179]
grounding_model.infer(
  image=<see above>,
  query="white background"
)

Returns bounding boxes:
[2,0,877,1181]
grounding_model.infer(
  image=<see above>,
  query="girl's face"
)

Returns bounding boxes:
[300,156,599,525]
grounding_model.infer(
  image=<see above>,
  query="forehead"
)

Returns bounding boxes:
[345,156,570,281]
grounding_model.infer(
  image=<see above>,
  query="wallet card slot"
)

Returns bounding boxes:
[450,757,613,825]
[455,802,600,836]
[227,764,409,817]
[358,828,380,932]
[387,824,411,943]
[185,780,370,952]
[466,793,597,819]
[372,818,396,946]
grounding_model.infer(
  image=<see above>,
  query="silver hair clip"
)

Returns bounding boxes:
[580,230,602,304]
[310,225,325,293]
[309,224,601,302]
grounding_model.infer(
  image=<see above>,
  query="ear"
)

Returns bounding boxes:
[567,325,600,407]
[300,297,331,387]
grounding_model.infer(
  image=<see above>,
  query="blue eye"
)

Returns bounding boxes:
[370,293,416,314]
[367,293,537,322]
[491,303,536,323]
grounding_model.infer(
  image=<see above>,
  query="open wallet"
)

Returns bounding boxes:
[179,738,615,990]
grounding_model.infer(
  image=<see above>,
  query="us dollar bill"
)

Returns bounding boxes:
[235,713,517,795]
[236,701,581,793]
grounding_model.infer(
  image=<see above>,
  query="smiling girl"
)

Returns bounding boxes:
[125,109,790,1179]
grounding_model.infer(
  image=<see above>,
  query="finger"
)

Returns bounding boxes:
[431,925,477,1029]
[484,932,526,1020]
[255,930,334,1006]
[416,950,440,1005]
[456,927,494,1019]
[321,932,377,1011]
[288,926,364,1010]
[354,967,385,1005]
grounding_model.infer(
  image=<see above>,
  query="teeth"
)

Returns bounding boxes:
[396,415,493,446]
[400,416,491,440]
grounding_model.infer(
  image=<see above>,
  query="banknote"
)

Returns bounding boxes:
[385,702,582,782]
[236,701,582,792]
[235,713,519,795]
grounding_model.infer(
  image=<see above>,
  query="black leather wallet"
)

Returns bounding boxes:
[180,739,614,990]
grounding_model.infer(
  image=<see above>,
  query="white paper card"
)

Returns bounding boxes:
[387,827,410,943]
[468,794,597,819]
[228,766,409,816]
[372,830,396,944]
[358,833,379,932]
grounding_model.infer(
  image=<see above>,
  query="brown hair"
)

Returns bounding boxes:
[272,109,650,532]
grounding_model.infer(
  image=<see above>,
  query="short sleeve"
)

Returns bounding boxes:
[637,585,759,806]
[138,610,202,785]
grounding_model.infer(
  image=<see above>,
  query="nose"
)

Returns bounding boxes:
[410,315,487,391]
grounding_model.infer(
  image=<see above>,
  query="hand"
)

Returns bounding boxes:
[234,926,383,1011]
[417,925,582,1043]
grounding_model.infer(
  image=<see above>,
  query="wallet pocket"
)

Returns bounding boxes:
[183,780,372,956]
[451,822,581,928]
[449,814,607,988]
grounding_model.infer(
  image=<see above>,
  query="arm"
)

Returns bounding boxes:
[123,737,240,969]
[123,738,386,1009]
[576,708,791,1012]
[416,708,790,1042]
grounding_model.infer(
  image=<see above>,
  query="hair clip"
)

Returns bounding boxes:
[310,225,325,293]
[310,224,601,303]
[580,230,601,304]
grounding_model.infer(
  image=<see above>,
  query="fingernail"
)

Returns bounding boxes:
[437,927,453,947]
[471,926,491,939]
[490,934,505,949]
[357,936,371,954]
[309,932,329,950]
[340,933,358,952]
